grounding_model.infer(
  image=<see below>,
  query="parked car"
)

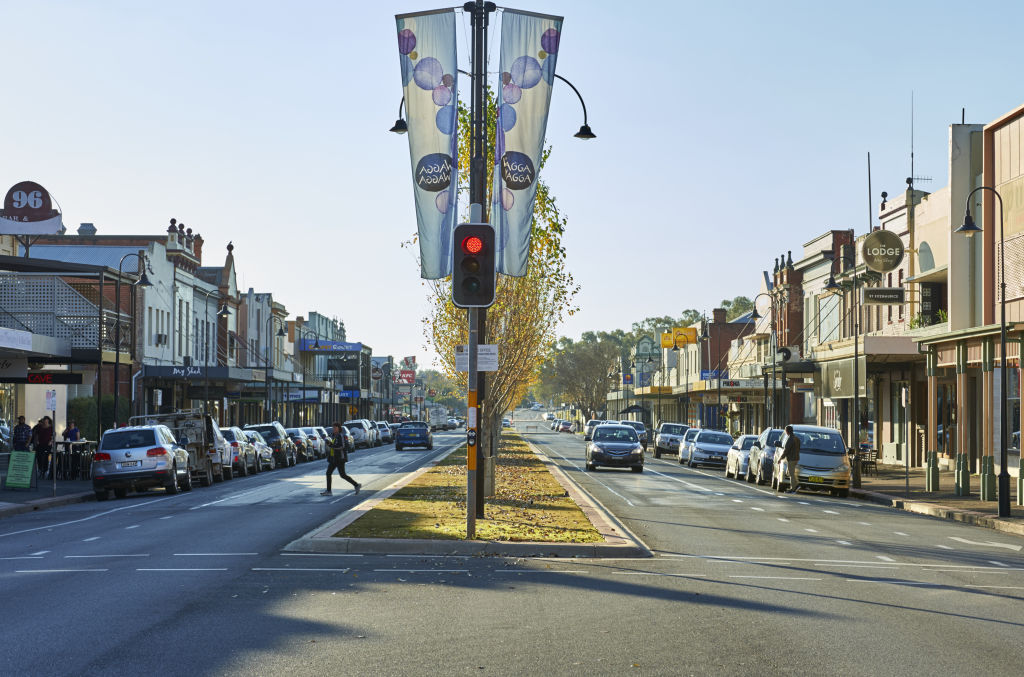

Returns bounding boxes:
[285,428,314,461]
[557,419,573,433]
[677,427,701,463]
[362,419,382,446]
[773,425,852,497]
[585,424,644,473]
[244,430,277,471]
[503,418,513,428]
[344,420,374,449]
[244,422,298,468]
[583,419,603,441]
[544,412,555,421]
[92,425,193,500]
[550,418,560,430]
[220,426,259,476]
[395,421,433,451]
[746,427,785,484]
[376,421,394,444]
[447,417,460,429]
[620,421,648,450]
[725,434,758,479]
[301,427,327,458]
[653,423,689,459]
[683,429,733,468]
[315,426,332,455]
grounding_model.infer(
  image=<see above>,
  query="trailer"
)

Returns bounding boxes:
[128,410,232,486]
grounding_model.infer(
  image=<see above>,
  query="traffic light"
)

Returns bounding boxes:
[452,223,496,308]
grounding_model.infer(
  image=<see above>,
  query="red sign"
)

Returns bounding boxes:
[0,372,83,384]
[395,370,415,385]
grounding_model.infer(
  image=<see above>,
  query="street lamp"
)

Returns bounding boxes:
[751,291,779,430]
[671,334,695,425]
[955,185,1011,517]
[113,253,152,427]
[699,319,711,427]
[824,240,862,489]
[297,328,322,426]
[264,316,287,421]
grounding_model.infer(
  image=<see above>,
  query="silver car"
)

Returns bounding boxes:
[221,426,259,476]
[244,430,277,471]
[376,421,394,444]
[302,427,327,458]
[92,425,192,500]
[725,434,758,480]
[678,428,700,462]
[583,419,603,441]
[344,420,373,449]
[684,430,733,468]
[653,423,688,459]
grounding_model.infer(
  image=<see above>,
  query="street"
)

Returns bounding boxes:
[2,415,1023,675]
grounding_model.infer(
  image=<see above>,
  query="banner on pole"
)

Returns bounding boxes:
[396,10,459,279]
[491,10,563,276]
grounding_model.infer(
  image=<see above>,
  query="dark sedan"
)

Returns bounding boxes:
[586,424,644,473]
[395,421,433,451]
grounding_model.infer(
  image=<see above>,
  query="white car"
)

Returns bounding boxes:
[376,421,394,444]
[724,434,758,480]
[343,420,373,449]
[653,423,689,459]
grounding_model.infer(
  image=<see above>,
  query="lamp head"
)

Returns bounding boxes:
[276,326,286,337]
[750,307,761,321]
[217,305,231,319]
[573,123,596,140]
[135,271,153,288]
[955,208,982,238]
[825,274,841,293]
[389,118,408,134]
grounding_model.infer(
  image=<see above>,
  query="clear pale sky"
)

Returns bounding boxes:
[5,1,1024,368]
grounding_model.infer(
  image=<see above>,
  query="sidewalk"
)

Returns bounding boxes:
[854,463,1024,537]
[0,476,95,519]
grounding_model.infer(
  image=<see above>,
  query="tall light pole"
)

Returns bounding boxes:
[825,242,862,488]
[751,292,778,430]
[113,253,151,427]
[671,334,694,425]
[264,316,286,421]
[955,185,1011,517]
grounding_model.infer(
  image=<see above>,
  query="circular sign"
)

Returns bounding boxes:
[371,367,383,381]
[2,181,54,221]
[862,230,905,272]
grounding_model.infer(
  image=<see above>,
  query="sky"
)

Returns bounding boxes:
[5,1,1024,369]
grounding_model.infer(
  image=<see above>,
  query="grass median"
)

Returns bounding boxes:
[335,433,602,542]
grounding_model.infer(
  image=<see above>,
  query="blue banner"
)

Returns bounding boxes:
[491,10,563,276]
[396,10,459,279]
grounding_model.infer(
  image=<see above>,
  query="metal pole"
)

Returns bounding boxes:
[852,258,862,489]
[114,267,122,428]
[997,192,1010,517]
[771,300,777,428]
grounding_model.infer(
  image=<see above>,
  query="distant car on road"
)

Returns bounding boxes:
[725,434,758,480]
[502,418,513,428]
[683,429,732,468]
[92,425,192,500]
[544,412,555,421]
[375,421,394,444]
[586,424,644,473]
[343,420,374,449]
[620,421,648,450]
[747,427,784,484]
[244,422,297,468]
[653,423,688,459]
[395,421,433,451]
[557,420,572,433]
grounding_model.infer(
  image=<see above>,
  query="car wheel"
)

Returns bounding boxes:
[631,465,643,473]
[222,465,234,481]
[725,461,732,478]
[687,455,694,468]
[165,464,180,494]
[585,460,595,471]
[114,487,128,499]
[200,461,214,487]
[427,444,434,450]
[181,465,193,491]
[237,458,248,477]
[678,452,685,466]
[745,464,754,483]
[252,456,261,474]
[837,489,849,498]
[395,444,403,451]
[94,489,109,501]
[755,464,764,486]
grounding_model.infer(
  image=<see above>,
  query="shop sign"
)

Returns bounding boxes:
[862,230,905,272]
[673,327,698,347]
[4,451,35,489]
[0,180,64,234]
[821,357,866,399]
[861,287,905,305]
[0,357,27,379]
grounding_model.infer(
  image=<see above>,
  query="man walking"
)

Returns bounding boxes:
[776,424,801,494]
[321,422,361,497]
[11,415,31,451]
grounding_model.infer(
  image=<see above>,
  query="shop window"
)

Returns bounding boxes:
[890,381,906,444]
[823,401,838,430]
[898,271,904,319]
[887,274,893,322]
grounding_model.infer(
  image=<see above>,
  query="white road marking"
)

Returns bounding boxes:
[805,528,819,533]
[0,495,179,539]
[611,572,706,578]
[373,569,469,573]
[950,536,1023,552]
[252,567,351,572]
[16,569,108,573]
[493,570,587,574]
[714,492,725,496]
[159,516,173,520]
[65,554,149,558]
[83,537,100,542]
[777,518,790,522]
[173,553,258,556]
[30,551,49,555]
[925,570,1007,574]
[640,468,712,494]
[730,576,822,581]
[989,561,1010,568]
[280,552,363,557]
[813,564,897,570]
[858,522,872,526]
[138,568,228,572]
[798,501,809,505]
[936,545,954,550]
[189,486,268,510]
[823,510,840,515]
[965,585,1024,590]
[125,525,140,530]
[732,499,744,503]
[662,554,1024,570]
[386,554,469,558]
[876,556,896,562]
[836,540,852,546]
[0,556,44,560]
[751,507,765,512]
[544,447,635,505]
[894,532,908,536]
[846,580,940,586]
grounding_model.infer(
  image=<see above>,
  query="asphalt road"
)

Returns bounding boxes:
[3,414,1024,676]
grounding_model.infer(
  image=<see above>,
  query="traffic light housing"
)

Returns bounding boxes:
[452,223,496,308]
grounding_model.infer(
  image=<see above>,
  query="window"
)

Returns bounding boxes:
[177,299,183,355]
[148,307,153,346]
[897,270,904,319]
[888,274,893,322]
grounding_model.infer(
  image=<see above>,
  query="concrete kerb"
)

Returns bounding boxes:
[285,435,651,558]
[851,488,1024,537]
[0,491,95,520]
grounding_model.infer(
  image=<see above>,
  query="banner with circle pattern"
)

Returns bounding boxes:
[396,10,459,279]
[491,10,563,277]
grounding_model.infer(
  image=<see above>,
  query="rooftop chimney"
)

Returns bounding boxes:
[712,307,727,324]
[77,223,96,236]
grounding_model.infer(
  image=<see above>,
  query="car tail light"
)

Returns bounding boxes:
[94,452,111,461]
[231,441,239,447]
[147,447,169,457]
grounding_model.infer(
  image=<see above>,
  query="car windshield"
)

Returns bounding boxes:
[700,432,733,445]
[220,429,237,441]
[586,420,600,426]
[661,424,686,435]
[101,429,157,450]
[286,429,304,437]
[247,432,265,444]
[623,421,645,431]
[343,421,363,429]
[795,430,846,454]
[247,426,279,440]
[766,430,783,446]
[684,429,699,441]
[741,437,755,450]
[302,427,316,435]
[593,427,639,443]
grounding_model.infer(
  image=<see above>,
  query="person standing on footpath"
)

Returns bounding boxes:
[32,416,54,477]
[320,422,360,497]
[62,420,81,442]
[776,424,801,495]
[12,415,32,451]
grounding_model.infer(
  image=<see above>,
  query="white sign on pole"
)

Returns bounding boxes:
[45,389,57,411]
[455,344,499,372]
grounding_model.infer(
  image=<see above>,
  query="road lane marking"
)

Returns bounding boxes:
[798,501,810,505]
[642,468,712,493]
[189,487,268,510]
[280,552,363,557]
[732,499,744,503]
[611,572,706,578]
[925,570,1008,574]
[125,525,140,530]
[989,561,1010,568]
[950,536,1023,552]
[936,545,954,550]
[858,522,872,526]
[894,532,908,536]
[65,554,149,558]
[777,518,790,522]
[138,568,228,572]
[252,567,351,572]
[823,510,840,515]
[543,446,635,505]
[0,495,179,539]
[714,492,725,496]
[751,507,765,511]
[386,554,469,558]
[730,576,822,580]
[846,580,940,586]
[493,570,587,574]
[876,556,895,562]
[813,564,897,570]
[30,551,49,555]
[805,528,819,533]
[174,553,258,556]
[16,569,108,573]
[965,585,1024,590]
[0,556,44,560]
[373,569,468,573]
[836,540,852,545]
[159,516,173,520]
[83,537,100,542]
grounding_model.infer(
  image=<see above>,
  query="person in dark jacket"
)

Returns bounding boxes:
[12,416,32,451]
[33,416,54,476]
[776,425,801,494]
[320,422,360,497]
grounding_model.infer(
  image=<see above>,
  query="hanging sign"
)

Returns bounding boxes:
[861,287,906,305]
[862,230,905,272]
[0,181,64,234]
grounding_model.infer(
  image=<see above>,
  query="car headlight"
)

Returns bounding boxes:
[633,445,643,452]
[835,458,851,471]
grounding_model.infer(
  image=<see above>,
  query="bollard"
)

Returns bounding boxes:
[925,450,940,492]
[980,456,996,501]
[955,453,971,496]
[1018,456,1023,507]
[850,447,861,489]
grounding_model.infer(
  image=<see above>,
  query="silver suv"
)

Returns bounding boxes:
[92,425,192,500]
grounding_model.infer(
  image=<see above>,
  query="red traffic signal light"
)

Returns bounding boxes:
[452,223,496,308]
